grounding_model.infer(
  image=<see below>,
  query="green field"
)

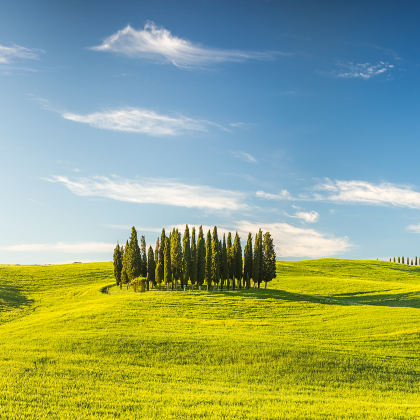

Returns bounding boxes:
[1,259,420,419]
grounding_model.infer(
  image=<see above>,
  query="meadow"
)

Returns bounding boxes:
[1,259,420,419]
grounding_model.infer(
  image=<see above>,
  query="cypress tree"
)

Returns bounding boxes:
[171,228,182,290]
[252,232,260,289]
[183,225,191,290]
[159,228,166,270]
[394,257,396,263]
[121,241,129,289]
[233,232,242,289]
[211,227,220,291]
[398,256,400,263]
[127,226,141,282]
[402,256,405,264]
[205,229,212,291]
[244,233,253,289]
[155,262,162,289]
[411,259,413,265]
[257,229,263,288]
[147,246,155,290]
[140,235,147,277]
[227,232,233,289]
[190,227,197,291]
[262,231,276,289]
[197,226,205,290]
[221,234,228,290]
[416,256,418,266]
[113,243,122,286]
[164,237,172,290]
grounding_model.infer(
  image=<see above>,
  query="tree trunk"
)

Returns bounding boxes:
[213,284,215,292]
[191,284,193,292]
[175,280,178,290]
[184,285,186,292]
[265,281,267,289]
[167,284,169,291]
[207,285,209,292]
[199,286,201,292]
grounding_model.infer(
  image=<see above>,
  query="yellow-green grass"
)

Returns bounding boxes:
[1,259,420,419]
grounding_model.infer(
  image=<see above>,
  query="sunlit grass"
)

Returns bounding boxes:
[1,259,420,418]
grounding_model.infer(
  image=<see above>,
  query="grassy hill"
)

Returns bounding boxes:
[1,259,420,419]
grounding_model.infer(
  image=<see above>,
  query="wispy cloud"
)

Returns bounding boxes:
[406,224,420,233]
[45,175,247,211]
[33,97,226,137]
[0,43,44,64]
[333,61,394,79]
[231,151,257,163]
[257,179,420,210]
[286,210,319,223]
[89,22,282,68]
[235,221,351,258]
[0,242,114,253]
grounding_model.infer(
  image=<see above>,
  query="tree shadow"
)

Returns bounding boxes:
[0,280,34,317]
[210,288,420,308]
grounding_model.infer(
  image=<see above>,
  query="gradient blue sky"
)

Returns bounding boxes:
[2,0,420,264]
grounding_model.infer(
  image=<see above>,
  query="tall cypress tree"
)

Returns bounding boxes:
[221,234,228,290]
[140,235,147,277]
[402,256,405,264]
[164,237,172,290]
[121,241,129,289]
[262,231,276,289]
[197,226,205,290]
[190,227,197,290]
[227,232,233,289]
[416,256,418,266]
[211,227,220,291]
[171,228,182,290]
[252,232,260,289]
[113,243,122,286]
[233,232,242,289]
[205,229,212,291]
[257,229,263,288]
[244,233,253,289]
[127,226,141,282]
[147,246,155,290]
[183,225,191,290]
[159,229,166,269]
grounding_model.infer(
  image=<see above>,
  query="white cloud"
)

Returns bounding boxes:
[235,221,351,258]
[231,151,257,163]
[257,179,420,210]
[256,190,293,200]
[0,43,43,64]
[45,175,247,211]
[406,224,420,233]
[62,107,209,136]
[0,242,114,253]
[90,22,280,68]
[286,210,319,223]
[333,61,393,79]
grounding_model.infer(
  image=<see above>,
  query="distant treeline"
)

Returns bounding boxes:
[390,256,419,265]
[113,225,276,292]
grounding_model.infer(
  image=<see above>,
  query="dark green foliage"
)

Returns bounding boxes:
[233,232,242,289]
[147,246,155,290]
[211,227,220,289]
[159,229,166,271]
[164,238,172,287]
[170,229,182,289]
[227,232,233,289]
[263,231,276,288]
[416,257,418,266]
[252,231,262,288]
[402,256,405,264]
[205,230,212,289]
[244,233,252,289]
[221,234,228,290]
[394,257,396,262]
[190,227,197,288]
[197,226,205,288]
[140,235,147,277]
[113,243,122,285]
[126,227,141,281]
[183,225,191,288]
[398,256,400,263]
[121,241,129,288]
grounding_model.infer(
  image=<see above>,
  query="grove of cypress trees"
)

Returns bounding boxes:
[197,226,205,291]
[233,232,242,289]
[205,229,212,291]
[190,227,197,291]
[183,225,191,290]
[262,231,276,289]
[244,233,253,289]
[140,235,147,277]
[147,246,155,290]
[164,237,172,290]
[211,227,220,292]
[113,243,122,286]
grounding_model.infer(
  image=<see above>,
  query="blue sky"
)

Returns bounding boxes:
[2,0,420,264]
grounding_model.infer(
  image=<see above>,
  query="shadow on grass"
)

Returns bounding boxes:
[0,279,34,317]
